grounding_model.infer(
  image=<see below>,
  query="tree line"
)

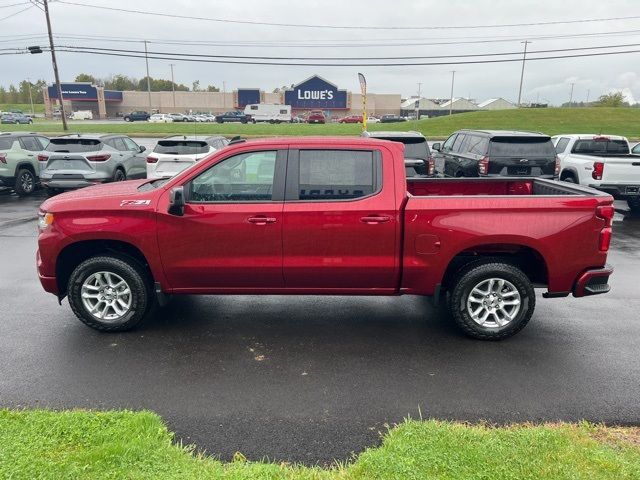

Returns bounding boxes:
[0,74,220,104]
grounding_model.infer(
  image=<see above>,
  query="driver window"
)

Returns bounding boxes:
[189,150,277,202]
[442,134,457,152]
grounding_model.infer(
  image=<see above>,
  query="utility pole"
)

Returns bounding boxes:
[42,0,67,130]
[569,82,575,106]
[169,63,176,109]
[449,71,455,116]
[144,40,152,112]
[26,77,34,116]
[416,82,422,119]
[223,80,226,109]
[517,40,531,107]
[586,89,590,105]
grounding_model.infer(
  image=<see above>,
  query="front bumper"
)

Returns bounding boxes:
[589,184,640,199]
[36,249,58,294]
[573,264,614,297]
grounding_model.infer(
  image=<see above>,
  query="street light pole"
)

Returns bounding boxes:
[169,63,176,109]
[416,82,422,119]
[449,71,455,116]
[42,0,67,131]
[144,40,152,112]
[517,40,531,107]
[586,89,590,105]
[569,82,575,106]
[26,77,34,116]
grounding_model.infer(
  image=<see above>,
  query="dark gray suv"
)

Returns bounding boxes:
[433,130,558,178]
[39,134,147,194]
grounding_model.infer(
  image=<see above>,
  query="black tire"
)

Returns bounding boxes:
[67,255,153,332]
[628,197,640,213]
[113,168,126,182]
[124,117,131,122]
[447,261,536,340]
[14,168,35,196]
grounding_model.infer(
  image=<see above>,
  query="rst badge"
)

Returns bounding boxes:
[120,200,151,207]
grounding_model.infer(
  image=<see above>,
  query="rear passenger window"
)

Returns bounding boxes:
[467,136,489,155]
[298,150,377,200]
[555,137,570,154]
[20,137,41,151]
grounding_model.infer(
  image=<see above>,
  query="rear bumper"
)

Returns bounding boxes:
[589,184,640,198]
[573,264,614,297]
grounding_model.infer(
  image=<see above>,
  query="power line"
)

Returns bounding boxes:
[54,46,640,67]
[0,2,31,9]
[0,3,32,21]
[54,1,640,31]
[57,42,640,61]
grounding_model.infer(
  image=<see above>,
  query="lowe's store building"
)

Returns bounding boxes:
[43,75,401,119]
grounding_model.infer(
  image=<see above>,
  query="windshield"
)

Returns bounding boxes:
[489,137,555,157]
[384,137,429,159]
[46,138,102,153]
[572,139,629,155]
[154,140,209,155]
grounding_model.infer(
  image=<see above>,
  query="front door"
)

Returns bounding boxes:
[157,149,286,290]
[282,148,399,291]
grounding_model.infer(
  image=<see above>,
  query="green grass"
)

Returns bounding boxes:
[1,409,639,479]
[3,107,640,139]
[0,103,45,114]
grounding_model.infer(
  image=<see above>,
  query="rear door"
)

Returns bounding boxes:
[122,137,146,178]
[282,147,398,290]
[488,137,557,177]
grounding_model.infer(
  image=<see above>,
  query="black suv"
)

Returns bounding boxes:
[362,130,435,176]
[433,130,558,178]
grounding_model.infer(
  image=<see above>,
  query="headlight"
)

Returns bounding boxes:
[38,211,54,230]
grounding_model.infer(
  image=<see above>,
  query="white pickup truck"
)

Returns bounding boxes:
[552,134,640,213]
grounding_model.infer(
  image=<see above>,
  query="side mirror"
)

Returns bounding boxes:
[432,143,441,152]
[168,186,185,216]
[139,145,146,153]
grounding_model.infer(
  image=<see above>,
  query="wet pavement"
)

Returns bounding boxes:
[0,190,639,464]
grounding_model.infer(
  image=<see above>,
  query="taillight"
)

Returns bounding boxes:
[554,155,560,177]
[146,156,158,164]
[86,154,111,162]
[596,205,614,252]
[37,154,48,162]
[0,153,6,164]
[427,156,435,176]
[478,156,489,175]
[592,161,604,180]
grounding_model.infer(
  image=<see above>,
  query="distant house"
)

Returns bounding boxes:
[477,98,516,110]
[399,97,442,118]
[439,97,480,112]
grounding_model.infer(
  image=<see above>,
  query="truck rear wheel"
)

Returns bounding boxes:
[447,261,535,340]
[67,255,152,332]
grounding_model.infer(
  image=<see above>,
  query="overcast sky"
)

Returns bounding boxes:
[2,0,640,105]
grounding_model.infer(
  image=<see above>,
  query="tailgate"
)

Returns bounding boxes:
[44,155,94,172]
[601,157,640,183]
[489,156,555,176]
[154,154,198,176]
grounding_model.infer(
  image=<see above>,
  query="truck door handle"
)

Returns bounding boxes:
[360,215,390,224]
[247,216,277,225]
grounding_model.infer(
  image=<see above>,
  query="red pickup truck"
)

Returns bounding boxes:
[37,137,614,340]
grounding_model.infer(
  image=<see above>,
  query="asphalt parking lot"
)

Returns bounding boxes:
[1,189,639,464]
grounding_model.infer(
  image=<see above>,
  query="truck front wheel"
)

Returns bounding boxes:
[448,262,535,340]
[67,255,153,332]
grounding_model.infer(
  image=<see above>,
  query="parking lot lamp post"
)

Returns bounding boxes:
[144,40,152,112]
[517,40,531,107]
[26,78,34,116]
[169,63,176,109]
[42,0,67,131]
[449,71,455,116]
[569,82,575,107]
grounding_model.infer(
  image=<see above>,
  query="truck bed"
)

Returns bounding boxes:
[406,177,602,197]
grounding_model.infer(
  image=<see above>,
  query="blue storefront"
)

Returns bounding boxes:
[284,75,349,113]
[47,83,123,118]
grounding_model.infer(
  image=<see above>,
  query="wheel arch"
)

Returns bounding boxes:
[560,166,579,181]
[15,161,37,178]
[441,242,549,291]
[55,239,153,299]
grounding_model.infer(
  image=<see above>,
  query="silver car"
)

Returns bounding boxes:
[39,134,147,193]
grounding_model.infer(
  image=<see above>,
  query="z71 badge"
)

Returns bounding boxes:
[120,200,151,207]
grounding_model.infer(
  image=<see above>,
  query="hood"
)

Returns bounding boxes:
[40,179,156,213]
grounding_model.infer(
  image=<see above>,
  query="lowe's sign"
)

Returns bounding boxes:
[285,75,347,109]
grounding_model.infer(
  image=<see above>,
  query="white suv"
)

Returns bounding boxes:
[146,135,229,179]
